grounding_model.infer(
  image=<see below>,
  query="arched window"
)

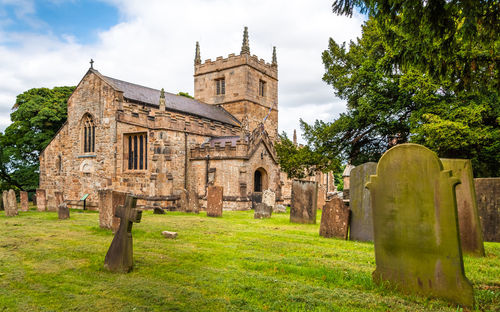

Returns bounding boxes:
[82,114,95,153]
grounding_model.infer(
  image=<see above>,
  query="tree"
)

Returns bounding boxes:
[0,86,75,190]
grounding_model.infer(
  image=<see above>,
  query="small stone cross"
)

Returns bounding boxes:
[90,59,94,69]
[104,195,142,273]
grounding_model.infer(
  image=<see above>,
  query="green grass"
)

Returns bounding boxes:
[0,207,499,311]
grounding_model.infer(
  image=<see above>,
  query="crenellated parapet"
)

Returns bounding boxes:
[195,53,277,80]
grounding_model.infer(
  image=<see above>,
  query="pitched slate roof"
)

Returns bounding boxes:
[91,69,240,127]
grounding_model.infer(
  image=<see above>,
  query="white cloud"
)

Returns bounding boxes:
[0,0,365,143]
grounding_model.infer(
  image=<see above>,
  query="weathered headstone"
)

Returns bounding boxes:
[366,144,473,307]
[273,204,287,213]
[317,186,326,210]
[290,180,317,224]
[46,194,57,212]
[54,191,64,207]
[36,189,46,212]
[262,189,276,210]
[5,189,18,217]
[349,162,377,242]
[342,164,355,200]
[251,192,262,210]
[58,203,70,220]
[20,191,29,212]
[153,207,165,214]
[162,231,178,239]
[187,186,200,213]
[254,203,272,219]
[104,195,142,273]
[441,159,485,256]
[206,185,223,217]
[98,190,127,232]
[177,189,189,212]
[474,178,500,242]
[2,190,7,212]
[319,197,350,239]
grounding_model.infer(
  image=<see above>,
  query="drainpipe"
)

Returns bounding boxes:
[184,129,188,190]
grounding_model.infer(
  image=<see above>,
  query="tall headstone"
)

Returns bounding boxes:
[441,159,485,256]
[366,144,473,307]
[46,194,57,212]
[187,186,200,213]
[104,195,142,273]
[474,178,500,242]
[36,189,46,212]
[177,189,189,212]
[349,162,377,242]
[262,189,276,210]
[6,189,18,217]
[99,190,127,232]
[58,203,70,220]
[319,197,349,239]
[207,185,223,217]
[20,191,29,212]
[290,180,317,224]
[2,190,7,212]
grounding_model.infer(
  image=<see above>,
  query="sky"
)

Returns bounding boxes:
[0,0,365,142]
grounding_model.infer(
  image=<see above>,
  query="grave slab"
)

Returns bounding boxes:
[98,190,127,232]
[58,203,70,220]
[36,189,46,212]
[5,189,18,217]
[290,180,317,224]
[207,186,223,217]
[349,162,377,242]
[20,191,29,212]
[319,197,349,239]
[254,203,272,219]
[474,178,500,242]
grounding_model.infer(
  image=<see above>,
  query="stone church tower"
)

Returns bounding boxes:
[193,27,279,140]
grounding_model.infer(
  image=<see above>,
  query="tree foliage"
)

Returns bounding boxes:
[0,86,75,190]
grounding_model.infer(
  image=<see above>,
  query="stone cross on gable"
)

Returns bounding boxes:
[104,195,142,273]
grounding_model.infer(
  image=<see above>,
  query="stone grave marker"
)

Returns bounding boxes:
[58,203,70,220]
[206,185,223,217]
[366,144,474,307]
[474,178,500,242]
[2,190,7,212]
[319,197,350,239]
[20,191,29,212]
[290,180,317,224]
[36,189,46,212]
[162,231,178,239]
[104,195,142,273]
[5,189,18,217]
[153,207,165,214]
[54,191,64,207]
[262,189,276,210]
[177,189,189,212]
[349,162,377,242]
[273,204,287,213]
[317,186,326,210]
[187,186,200,213]
[98,190,127,232]
[441,159,485,256]
[251,192,262,210]
[254,203,272,219]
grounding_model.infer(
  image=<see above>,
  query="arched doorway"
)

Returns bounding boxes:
[253,168,268,192]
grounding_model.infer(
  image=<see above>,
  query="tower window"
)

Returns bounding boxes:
[259,80,266,97]
[82,114,95,153]
[216,78,225,95]
[125,133,148,170]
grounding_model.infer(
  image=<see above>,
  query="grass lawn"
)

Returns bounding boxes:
[0,207,499,311]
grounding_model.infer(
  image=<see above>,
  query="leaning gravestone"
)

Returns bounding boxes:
[104,195,142,273]
[254,203,272,219]
[349,162,377,242]
[474,178,500,242]
[6,189,18,217]
[206,185,223,217]
[290,180,317,224]
[2,190,7,212]
[20,191,29,212]
[262,189,276,210]
[36,189,46,212]
[441,159,485,256]
[366,144,473,307]
[58,203,70,220]
[319,197,350,239]
[98,190,127,232]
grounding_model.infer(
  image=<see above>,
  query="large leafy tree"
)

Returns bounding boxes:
[0,86,75,191]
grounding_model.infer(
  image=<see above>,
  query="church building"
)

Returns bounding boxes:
[39,27,286,211]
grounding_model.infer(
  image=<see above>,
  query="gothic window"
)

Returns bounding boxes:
[82,114,95,153]
[125,133,148,170]
[215,78,225,95]
[259,80,266,97]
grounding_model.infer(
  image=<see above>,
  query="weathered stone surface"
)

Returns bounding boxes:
[5,189,18,217]
[36,189,46,212]
[262,189,276,209]
[98,190,127,232]
[153,207,165,214]
[162,231,178,239]
[273,204,287,213]
[104,195,142,273]
[251,192,262,210]
[2,190,7,212]
[254,203,272,219]
[46,194,57,212]
[177,189,189,212]
[441,159,485,256]
[54,191,64,207]
[207,185,223,217]
[186,187,200,213]
[58,203,70,220]
[474,178,500,242]
[366,144,473,307]
[319,197,349,239]
[349,162,377,242]
[20,191,29,212]
[342,164,355,200]
[290,180,317,224]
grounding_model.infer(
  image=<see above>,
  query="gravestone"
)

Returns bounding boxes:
[58,203,70,220]
[104,195,142,273]
[162,231,178,239]
[5,189,18,217]
[366,144,473,307]
[153,207,165,214]
[20,191,29,212]
[290,180,317,224]
[251,192,262,210]
[254,203,272,219]
[98,190,127,232]
[474,178,500,242]
[206,185,223,217]
[349,162,377,242]
[46,194,57,212]
[177,189,189,212]
[262,189,276,210]
[317,186,326,210]
[319,197,350,239]
[54,191,64,207]
[2,190,7,212]
[441,159,485,256]
[187,186,200,213]
[273,204,287,213]
[36,189,46,212]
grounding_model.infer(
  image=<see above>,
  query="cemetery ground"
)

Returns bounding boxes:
[0,207,499,312]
